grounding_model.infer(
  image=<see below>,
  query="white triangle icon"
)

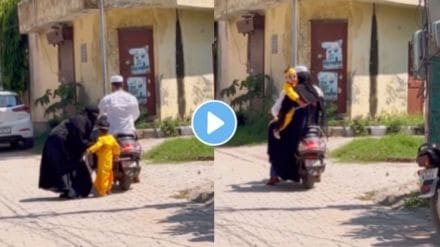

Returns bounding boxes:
[207,111,224,135]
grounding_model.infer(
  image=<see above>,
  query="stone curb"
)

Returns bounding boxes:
[326,125,425,137]
[136,126,194,139]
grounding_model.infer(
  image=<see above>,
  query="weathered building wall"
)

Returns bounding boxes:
[105,8,213,119]
[264,2,292,92]
[18,0,93,33]
[73,14,102,105]
[375,4,419,115]
[179,9,215,114]
[28,32,59,123]
[298,0,371,117]
[216,18,248,101]
[216,0,419,117]
[300,0,418,117]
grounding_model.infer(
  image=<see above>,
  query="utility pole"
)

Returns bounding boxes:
[99,0,108,95]
[291,0,298,66]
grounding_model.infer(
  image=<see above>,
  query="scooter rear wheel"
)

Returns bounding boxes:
[120,174,132,191]
[302,174,315,189]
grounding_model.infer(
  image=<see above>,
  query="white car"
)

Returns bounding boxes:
[0,91,34,149]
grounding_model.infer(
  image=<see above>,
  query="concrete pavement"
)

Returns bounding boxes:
[0,139,213,247]
[214,137,440,246]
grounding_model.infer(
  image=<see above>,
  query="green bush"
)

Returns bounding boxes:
[220,74,275,114]
[324,101,339,122]
[219,74,275,146]
[157,117,179,137]
[350,117,369,136]
[34,82,84,128]
[380,113,424,133]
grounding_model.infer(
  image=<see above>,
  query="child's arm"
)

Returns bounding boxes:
[112,139,121,159]
[86,139,103,154]
[283,83,306,106]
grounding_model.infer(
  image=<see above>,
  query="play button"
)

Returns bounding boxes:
[207,112,224,135]
[192,100,237,146]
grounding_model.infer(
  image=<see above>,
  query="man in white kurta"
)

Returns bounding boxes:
[98,75,140,136]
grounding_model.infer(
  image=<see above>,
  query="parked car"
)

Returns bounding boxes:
[0,91,34,149]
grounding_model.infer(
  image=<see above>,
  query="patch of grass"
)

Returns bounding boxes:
[331,134,424,163]
[225,124,268,146]
[223,110,269,147]
[143,137,214,163]
[172,189,189,200]
[135,121,155,129]
[403,192,429,208]
[33,131,49,154]
[357,191,377,201]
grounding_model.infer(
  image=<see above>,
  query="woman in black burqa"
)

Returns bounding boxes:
[38,105,99,198]
[267,66,324,184]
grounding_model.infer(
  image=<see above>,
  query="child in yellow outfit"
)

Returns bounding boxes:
[86,117,120,196]
[273,67,307,139]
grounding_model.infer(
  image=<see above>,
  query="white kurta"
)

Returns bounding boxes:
[98,90,140,135]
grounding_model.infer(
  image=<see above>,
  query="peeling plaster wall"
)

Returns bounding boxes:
[28,31,59,123]
[179,9,214,115]
[299,0,418,117]
[215,0,289,19]
[216,18,248,102]
[105,8,213,119]
[105,8,176,119]
[264,2,292,92]
[217,0,419,117]
[375,4,419,115]
[18,0,90,33]
[73,14,102,105]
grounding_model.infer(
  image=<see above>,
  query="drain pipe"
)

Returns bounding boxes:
[291,0,298,66]
[99,0,108,95]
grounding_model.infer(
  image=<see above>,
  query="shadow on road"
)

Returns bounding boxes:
[229,180,310,193]
[0,144,37,160]
[215,203,373,213]
[342,208,440,246]
[20,197,66,202]
[159,204,214,242]
[9,200,213,243]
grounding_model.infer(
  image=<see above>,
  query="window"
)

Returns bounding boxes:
[0,95,21,107]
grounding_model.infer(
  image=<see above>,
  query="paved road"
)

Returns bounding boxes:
[215,137,440,247]
[0,139,213,247]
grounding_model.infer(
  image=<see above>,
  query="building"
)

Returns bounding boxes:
[215,0,422,118]
[18,0,214,129]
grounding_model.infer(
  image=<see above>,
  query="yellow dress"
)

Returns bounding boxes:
[87,134,120,196]
[279,82,302,132]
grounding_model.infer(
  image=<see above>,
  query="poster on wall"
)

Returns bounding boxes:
[129,46,150,75]
[318,71,338,101]
[321,40,343,70]
[127,77,148,104]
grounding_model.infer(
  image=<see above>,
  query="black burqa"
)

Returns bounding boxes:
[39,107,98,198]
[267,72,322,181]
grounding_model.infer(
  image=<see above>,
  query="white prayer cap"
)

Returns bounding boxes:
[294,65,309,73]
[110,75,124,84]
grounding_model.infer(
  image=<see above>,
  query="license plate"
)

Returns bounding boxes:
[418,168,439,198]
[122,161,137,169]
[305,159,322,168]
[0,127,11,135]
[419,168,438,183]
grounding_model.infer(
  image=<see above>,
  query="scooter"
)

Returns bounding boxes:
[416,143,440,232]
[113,134,142,191]
[297,125,327,189]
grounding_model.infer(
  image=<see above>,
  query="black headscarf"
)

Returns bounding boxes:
[84,105,99,125]
[296,71,319,105]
